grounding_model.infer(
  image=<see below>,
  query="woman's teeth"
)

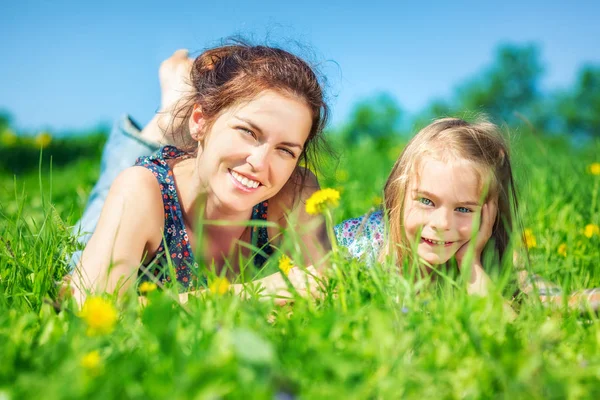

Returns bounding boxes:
[231,170,260,189]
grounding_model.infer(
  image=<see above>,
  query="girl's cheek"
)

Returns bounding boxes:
[457,218,473,237]
[403,208,418,229]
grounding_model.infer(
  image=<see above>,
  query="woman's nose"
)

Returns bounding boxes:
[247,144,270,172]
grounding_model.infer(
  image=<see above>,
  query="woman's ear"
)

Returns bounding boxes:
[189,104,206,142]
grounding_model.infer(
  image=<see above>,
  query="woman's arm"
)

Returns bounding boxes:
[271,167,331,268]
[225,170,330,304]
[176,265,321,306]
[71,167,163,306]
[182,169,331,305]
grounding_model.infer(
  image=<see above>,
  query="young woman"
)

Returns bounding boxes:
[70,44,330,306]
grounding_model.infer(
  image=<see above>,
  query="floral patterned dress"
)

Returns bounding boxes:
[135,146,273,290]
[335,210,385,263]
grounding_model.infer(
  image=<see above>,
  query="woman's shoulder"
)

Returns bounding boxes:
[135,145,187,169]
[88,166,165,260]
[112,165,163,193]
[107,166,165,225]
[113,166,163,213]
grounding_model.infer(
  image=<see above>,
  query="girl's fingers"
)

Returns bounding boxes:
[482,201,497,235]
[490,199,498,225]
[489,201,498,236]
[477,203,495,248]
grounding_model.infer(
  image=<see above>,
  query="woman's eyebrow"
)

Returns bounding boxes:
[234,116,303,150]
[280,141,304,150]
[234,116,263,135]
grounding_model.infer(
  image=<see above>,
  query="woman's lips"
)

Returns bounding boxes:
[228,169,261,193]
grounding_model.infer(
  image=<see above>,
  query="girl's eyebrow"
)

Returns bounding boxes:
[415,189,480,207]
[413,189,437,203]
[234,116,304,150]
[414,189,436,199]
[457,200,481,207]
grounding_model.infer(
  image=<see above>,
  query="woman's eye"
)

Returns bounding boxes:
[279,148,296,158]
[239,127,257,139]
[456,207,472,213]
[418,197,433,206]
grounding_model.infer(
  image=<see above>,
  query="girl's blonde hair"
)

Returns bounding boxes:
[380,116,519,266]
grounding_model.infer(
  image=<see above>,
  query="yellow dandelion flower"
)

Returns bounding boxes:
[335,169,349,182]
[588,162,600,176]
[524,229,537,249]
[372,195,382,206]
[209,277,230,295]
[278,254,294,276]
[557,243,567,257]
[0,129,17,147]
[305,188,340,215]
[584,224,600,238]
[139,281,157,294]
[34,131,52,148]
[81,350,101,370]
[79,297,118,336]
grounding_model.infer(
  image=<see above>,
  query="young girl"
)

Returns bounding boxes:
[336,118,504,295]
[335,118,600,309]
[70,44,330,306]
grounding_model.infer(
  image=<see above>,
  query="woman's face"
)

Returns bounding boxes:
[191,90,313,215]
[402,156,483,265]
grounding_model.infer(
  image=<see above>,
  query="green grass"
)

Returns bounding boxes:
[0,131,599,399]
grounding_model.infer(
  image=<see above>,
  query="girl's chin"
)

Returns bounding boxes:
[419,256,451,266]
[417,249,455,266]
[417,240,465,263]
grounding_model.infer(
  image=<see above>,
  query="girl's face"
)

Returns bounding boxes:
[402,156,483,265]
[191,90,312,215]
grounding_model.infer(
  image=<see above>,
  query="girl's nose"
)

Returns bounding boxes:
[247,144,270,172]
[430,208,451,231]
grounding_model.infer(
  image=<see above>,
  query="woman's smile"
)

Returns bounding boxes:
[228,169,262,192]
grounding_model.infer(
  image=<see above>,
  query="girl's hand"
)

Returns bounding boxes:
[455,200,497,268]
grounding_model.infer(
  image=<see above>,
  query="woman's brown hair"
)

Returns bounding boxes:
[167,38,330,190]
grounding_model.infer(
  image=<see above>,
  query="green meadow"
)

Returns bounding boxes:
[0,125,599,399]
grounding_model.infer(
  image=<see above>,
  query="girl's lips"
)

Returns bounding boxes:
[421,237,455,247]
[228,169,260,193]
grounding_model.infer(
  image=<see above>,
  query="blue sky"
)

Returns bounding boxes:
[1,0,599,134]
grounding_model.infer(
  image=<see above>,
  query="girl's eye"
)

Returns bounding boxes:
[418,197,433,206]
[456,207,472,213]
